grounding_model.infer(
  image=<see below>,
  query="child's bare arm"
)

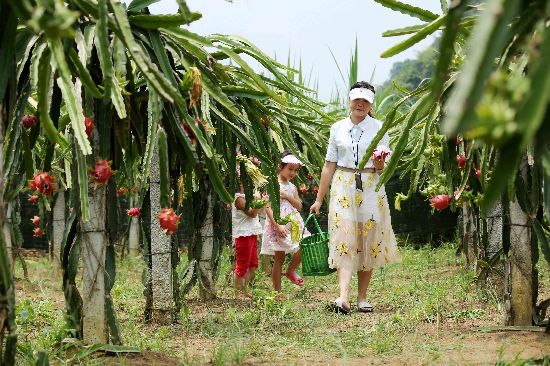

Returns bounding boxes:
[281,188,302,211]
[235,196,258,218]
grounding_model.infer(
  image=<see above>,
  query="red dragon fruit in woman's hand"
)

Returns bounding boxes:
[372,145,391,160]
[158,208,180,235]
[431,194,451,211]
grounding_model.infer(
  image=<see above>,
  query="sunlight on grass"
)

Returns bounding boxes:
[12,241,550,365]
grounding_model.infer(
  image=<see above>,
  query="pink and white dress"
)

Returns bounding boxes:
[261,181,310,255]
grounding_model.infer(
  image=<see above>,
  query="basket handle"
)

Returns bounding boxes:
[302,213,323,238]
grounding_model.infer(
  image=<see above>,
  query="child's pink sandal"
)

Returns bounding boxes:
[284,272,304,286]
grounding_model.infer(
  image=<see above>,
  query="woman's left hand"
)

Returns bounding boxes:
[373,155,385,171]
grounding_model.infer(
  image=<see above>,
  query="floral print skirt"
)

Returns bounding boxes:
[328,169,401,272]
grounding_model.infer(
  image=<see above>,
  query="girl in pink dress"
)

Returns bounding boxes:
[262,151,310,294]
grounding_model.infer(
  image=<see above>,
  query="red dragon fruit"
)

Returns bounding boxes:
[31,215,40,227]
[456,154,466,169]
[299,184,308,195]
[307,174,314,181]
[372,146,391,160]
[183,119,199,143]
[260,118,269,128]
[91,160,114,185]
[431,194,451,211]
[455,136,462,146]
[28,194,39,204]
[116,187,127,196]
[84,116,94,136]
[158,208,180,235]
[33,227,43,238]
[29,172,56,196]
[127,207,141,217]
[22,114,37,129]
[475,168,481,180]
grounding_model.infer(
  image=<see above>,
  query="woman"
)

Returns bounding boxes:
[310,81,401,314]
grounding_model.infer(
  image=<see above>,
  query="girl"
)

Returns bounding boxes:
[262,151,310,293]
[232,184,263,300]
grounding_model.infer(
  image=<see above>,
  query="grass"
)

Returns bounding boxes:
[12,241,550,365]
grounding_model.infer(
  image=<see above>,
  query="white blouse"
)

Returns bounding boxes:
[325,116,391,169]
[231,193,263,238]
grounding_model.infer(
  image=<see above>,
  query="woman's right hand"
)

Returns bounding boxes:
[310,200,322,215]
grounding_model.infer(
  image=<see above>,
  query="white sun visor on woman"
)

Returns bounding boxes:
[349,87,375,103]
[281,154,303,165]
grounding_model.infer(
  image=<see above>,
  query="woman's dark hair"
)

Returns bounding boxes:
[350,81,375,93]
[280,150,294,168]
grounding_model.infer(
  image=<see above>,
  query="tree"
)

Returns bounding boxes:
[368,0,550,329]
[1,0,331,351]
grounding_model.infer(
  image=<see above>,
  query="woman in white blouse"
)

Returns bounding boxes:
[310,81,401,314]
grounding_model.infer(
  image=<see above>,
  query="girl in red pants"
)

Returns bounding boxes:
[232,189,263,300]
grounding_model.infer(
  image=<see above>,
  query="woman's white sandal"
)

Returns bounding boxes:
[357,301,373,313]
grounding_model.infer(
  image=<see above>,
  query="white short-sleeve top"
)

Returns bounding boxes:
[325,116,391,169]
[231,193,263,238]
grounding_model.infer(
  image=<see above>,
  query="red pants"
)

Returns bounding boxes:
[234,235,258,277]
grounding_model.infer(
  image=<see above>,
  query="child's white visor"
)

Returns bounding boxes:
[281,155,303,165]
[349,87,375,103]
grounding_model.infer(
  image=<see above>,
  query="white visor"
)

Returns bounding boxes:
[281,154,303,166]
[349,87,375,103]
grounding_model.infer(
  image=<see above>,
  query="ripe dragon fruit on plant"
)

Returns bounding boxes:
[91,160,114,185]
[183,119,200,144]
[31,215,40,227]
[158,208,180,235]
[116,187,127,196]
[84,116,94,136]
[456,154,466,169]
[299,184,308,195]
[260,117,269,128]
[33,227,43,238]
[28,194,39,204]
[22,114,37,129]
[29,172,56,196]
[431,194,451,211]
[127,207,141,217]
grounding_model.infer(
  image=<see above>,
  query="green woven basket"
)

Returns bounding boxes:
[300,214,336,276]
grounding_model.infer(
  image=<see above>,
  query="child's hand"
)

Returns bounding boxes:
[276,224,288,237]
[280,190,289,200]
